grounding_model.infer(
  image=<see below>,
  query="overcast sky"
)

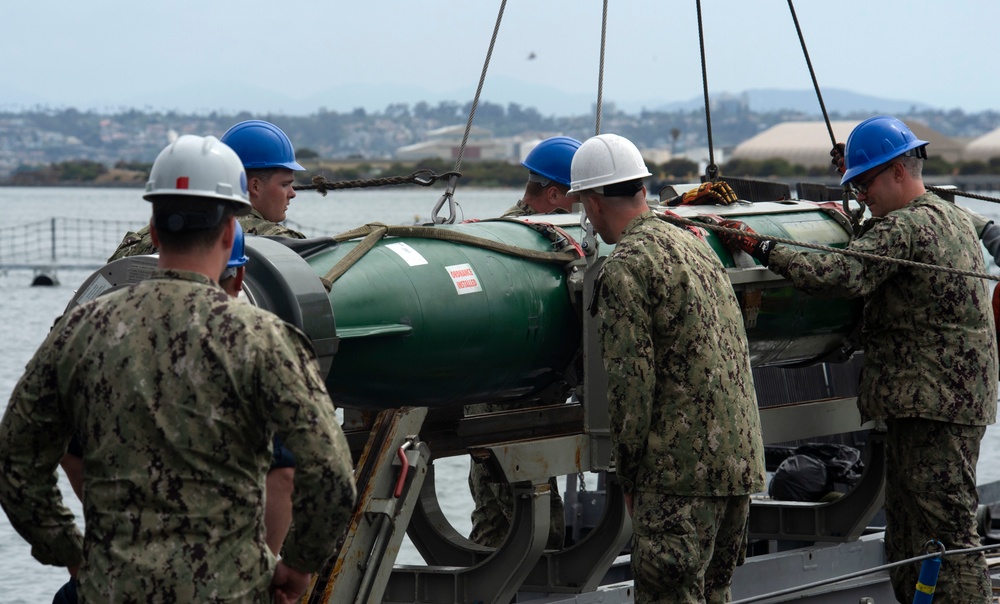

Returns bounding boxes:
[3,1,998,116]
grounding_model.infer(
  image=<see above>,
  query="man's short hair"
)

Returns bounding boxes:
[152,197,235,250]
[599,178,645,198]
[525,180,569,197]
[245,167,281,185]
[899,155,924,179]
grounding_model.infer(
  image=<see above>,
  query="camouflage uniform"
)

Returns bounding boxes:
[764,192,998,602]
[467,401,565,550]
[594,211,766,602]
[106,209,306,262]
[0,269,357,602]
[501,199,536,218]
[237,208,307,239]
[500,199,569,219]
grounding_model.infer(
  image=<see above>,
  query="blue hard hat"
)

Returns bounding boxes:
[521,136,582,186]
[841,116,928,185]
[221,120,305,171]
[228,221,249,268]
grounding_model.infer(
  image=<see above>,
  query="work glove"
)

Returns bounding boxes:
[717,219,775,265]
[668,181,739,206]
[830,142,846,175]
[659,209,707,242]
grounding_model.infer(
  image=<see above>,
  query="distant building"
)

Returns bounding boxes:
[730,120,963,168]
[963,127,1000,163]
[395,125,515,162]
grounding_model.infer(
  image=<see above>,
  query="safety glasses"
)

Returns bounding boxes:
[849,162,896,196]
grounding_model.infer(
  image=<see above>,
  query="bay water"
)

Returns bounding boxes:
[1,185,1000,603]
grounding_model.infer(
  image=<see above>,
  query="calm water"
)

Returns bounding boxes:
[2,186,1000,602]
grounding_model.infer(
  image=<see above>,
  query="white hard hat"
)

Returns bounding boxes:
[144,135,251,215]
[567,133,651,195]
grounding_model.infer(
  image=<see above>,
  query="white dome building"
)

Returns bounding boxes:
[730,120,962,168]
[963,127,1000,163]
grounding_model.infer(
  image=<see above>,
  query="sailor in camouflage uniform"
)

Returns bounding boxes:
[102,121,310,564]
[499,136,581,218]
[719,116,998,603]
[107,120,307,261]
[0,135,357,603]
[571,134,766,603]
[467,136,581,550]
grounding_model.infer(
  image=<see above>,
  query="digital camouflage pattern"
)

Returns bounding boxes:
[238,208,307,239]
[765,192,999,426]
[468,462,565,549]
[0,269,357,602]
[106,208,306,262]
[500,199,570,219]
[631,492,750,603]
[502,199,537,218]
[106,223,158,261]
[884,418,990,602]
[594,212,765,497]
[466,400,565,549]
[764,191,998,603]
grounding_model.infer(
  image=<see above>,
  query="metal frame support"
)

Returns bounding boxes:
[307,407,430,604]
[749,432,886,542]
[581,256,614,471]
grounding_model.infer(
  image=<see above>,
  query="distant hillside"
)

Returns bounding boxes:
[648,88,932,115]
[3,78,933,120]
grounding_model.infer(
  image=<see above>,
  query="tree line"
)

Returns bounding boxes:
[12,154,1000,189]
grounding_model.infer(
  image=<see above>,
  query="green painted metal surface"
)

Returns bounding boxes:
[296,205,861,409]
[307,220,581,409]
[698,206,862,366]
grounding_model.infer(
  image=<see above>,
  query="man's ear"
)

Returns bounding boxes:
[246,175,261,197]
[221,216,236,252]
[149,217,160,248]
[546,184,561,202]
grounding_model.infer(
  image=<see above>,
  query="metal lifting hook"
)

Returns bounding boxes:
[841,188,866,234]
[705,162,719,183]
[431,173,460,224]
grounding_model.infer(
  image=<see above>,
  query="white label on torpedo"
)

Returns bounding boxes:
[445,263,483,295]
[386,242,428,266]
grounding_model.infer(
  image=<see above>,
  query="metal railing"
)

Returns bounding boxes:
[0,217,145,269]
[0,217,326,270]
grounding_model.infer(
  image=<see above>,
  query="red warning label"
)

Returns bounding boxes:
[445,263,483,295]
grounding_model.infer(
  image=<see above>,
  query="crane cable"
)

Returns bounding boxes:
[695,0,719,183]
[785,0,866,226]
[430,0,508,225]
[594,0,608,136]
[786,0,1000,215]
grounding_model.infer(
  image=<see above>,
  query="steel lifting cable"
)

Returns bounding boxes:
[787,0,835,149]
[785,0,1000,212]
[662,214,1000,282]
[784,0,867,226]
[695,0,718,182]
[594,0,608,136]
[430,0,508,225]
[732,541,1000,604]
